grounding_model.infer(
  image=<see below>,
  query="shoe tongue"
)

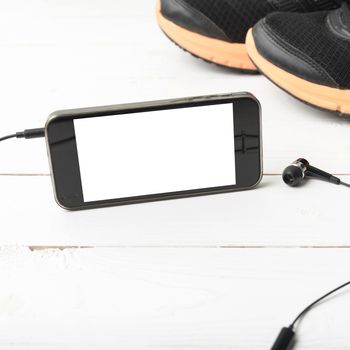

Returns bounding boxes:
[342,2,350,27]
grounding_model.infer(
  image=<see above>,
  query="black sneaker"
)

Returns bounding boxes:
[246,3,350,115]
[156,0,343,73]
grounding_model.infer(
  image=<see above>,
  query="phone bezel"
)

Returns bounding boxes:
[45,93,262,210]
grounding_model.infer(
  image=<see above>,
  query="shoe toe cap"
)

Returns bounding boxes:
[252,14,338,88]
[159,0,230,41]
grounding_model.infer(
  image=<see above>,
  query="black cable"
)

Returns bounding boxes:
[0,133,17,142]
[290,280,350,328]
[0,128,45,142]
[340,181,350,188]
[271,281,350,350]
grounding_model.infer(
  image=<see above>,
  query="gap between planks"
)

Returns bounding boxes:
[26,245,350,251]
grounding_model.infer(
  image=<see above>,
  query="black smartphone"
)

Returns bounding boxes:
[45,93,262,210]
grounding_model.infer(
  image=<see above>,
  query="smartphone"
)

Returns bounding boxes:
[45,93,262,210]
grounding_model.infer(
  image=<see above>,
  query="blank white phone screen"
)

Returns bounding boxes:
[74,103,236,202]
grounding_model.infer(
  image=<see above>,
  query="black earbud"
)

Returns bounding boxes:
[283,158,344,187]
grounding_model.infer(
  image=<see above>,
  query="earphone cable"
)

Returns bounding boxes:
[290,280,350,328]
[272,281,350,350]
[340,181,350,188]
[0,133,17,142]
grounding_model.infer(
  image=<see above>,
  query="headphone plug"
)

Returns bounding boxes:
[15,128,45,139]
[0,128,45,142]
[271,326,295,350]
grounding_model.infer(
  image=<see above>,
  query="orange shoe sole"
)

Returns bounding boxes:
[246,29,350,116]
[156,0,257,72]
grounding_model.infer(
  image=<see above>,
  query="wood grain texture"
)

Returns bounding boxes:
[1,175,349,247]
[1,1,350,349]
[1,247,350,350]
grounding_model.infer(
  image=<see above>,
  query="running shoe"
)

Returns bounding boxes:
[156,0,343,73]
[246,2,350,115]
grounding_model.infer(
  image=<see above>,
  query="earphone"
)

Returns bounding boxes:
[277,161,350,348]
[2,129,350,349]
[283,158,350,188]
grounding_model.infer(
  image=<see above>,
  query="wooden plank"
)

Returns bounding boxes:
[0,1,350,174]
[1,175,349,247]
[0,246,349,349]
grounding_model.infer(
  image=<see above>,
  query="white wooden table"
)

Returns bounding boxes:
[1,1,350,349]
